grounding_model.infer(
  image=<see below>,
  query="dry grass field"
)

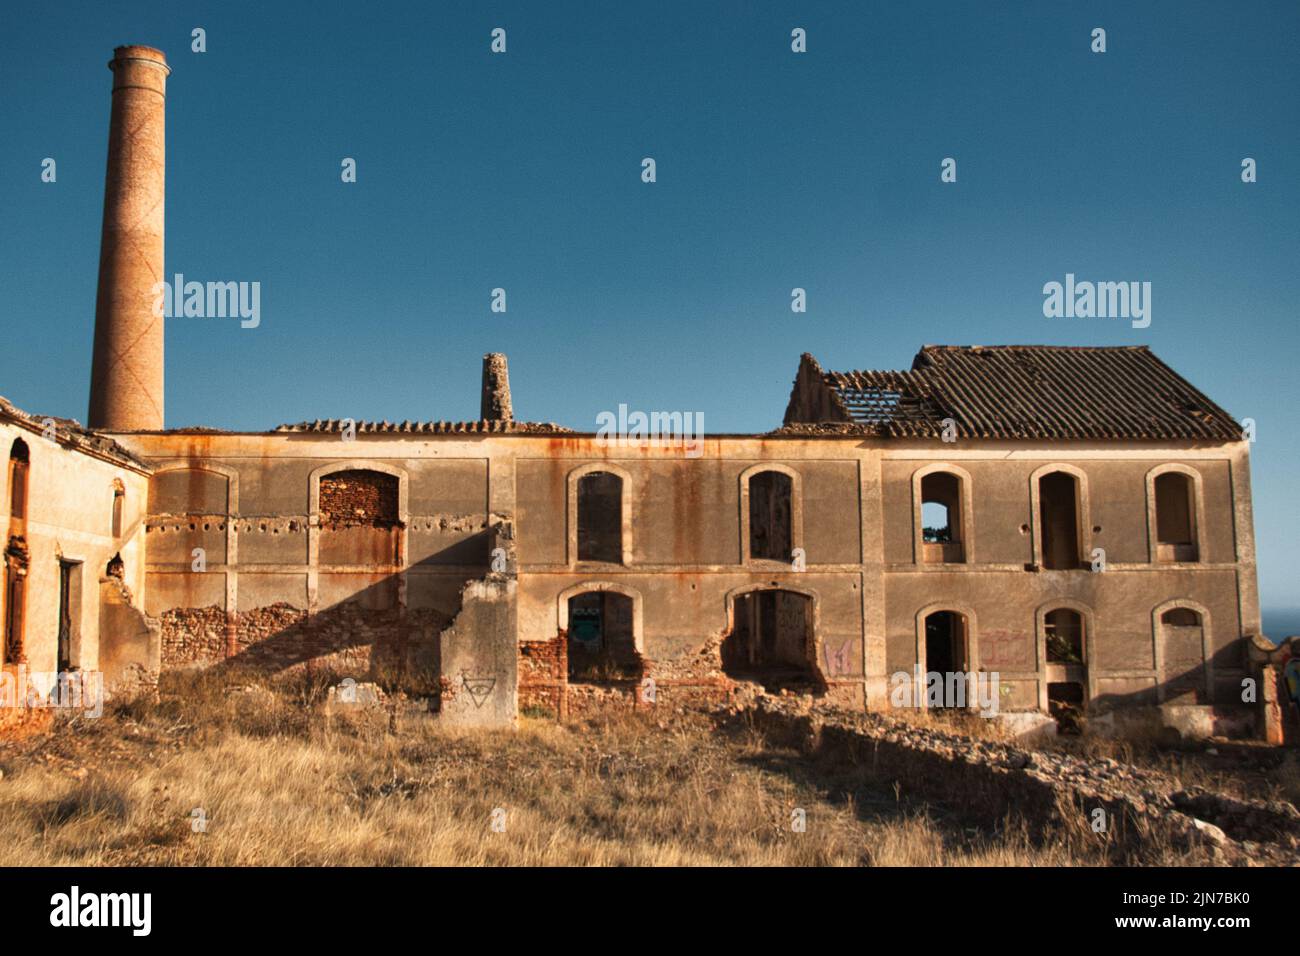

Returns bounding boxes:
[0,672,1275,867]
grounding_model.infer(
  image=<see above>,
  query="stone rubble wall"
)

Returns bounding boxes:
[741,697,1300,864]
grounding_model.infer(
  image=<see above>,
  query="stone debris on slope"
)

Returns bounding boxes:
[739,694,1300,866]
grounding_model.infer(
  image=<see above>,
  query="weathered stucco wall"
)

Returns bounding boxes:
[874,441,1257,713]
[117,434,496,703]
[103,429,1260,728]
[0,420,151,692]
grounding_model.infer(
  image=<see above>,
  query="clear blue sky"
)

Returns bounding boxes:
[1,1,1296,621]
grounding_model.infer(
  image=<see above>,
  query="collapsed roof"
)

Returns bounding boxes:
[781,346,1243,441]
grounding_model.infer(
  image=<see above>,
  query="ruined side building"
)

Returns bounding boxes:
[0,47,1270,736]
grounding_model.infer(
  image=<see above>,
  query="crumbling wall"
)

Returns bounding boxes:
[160,604,228,668]
[319,471,399,528]
[1250,635,1300,745]
[155,515,521,720]
[159,600,451,691]
[0,696,53,740]
[743,699,1300,863]
[98,576,160,697]
[438,577,518,727]
[319,470,402,568]
[519,623,737,721]
[518,635,566,716]
[435,518,518,726]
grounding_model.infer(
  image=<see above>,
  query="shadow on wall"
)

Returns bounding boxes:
[1089,653,1247,713]
[1060,636,1254,740]
[1089,629,1246,713]
[157,526,504,705]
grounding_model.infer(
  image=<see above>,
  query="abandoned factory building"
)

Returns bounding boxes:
[0,46,1266,734]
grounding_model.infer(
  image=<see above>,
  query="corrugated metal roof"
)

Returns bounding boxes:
[804,346,1242,441]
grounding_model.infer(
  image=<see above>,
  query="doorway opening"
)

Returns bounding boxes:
[1047,682,1086,734]
[923,610,969,708]
[1044,608,1087,733]
[566,591,639,682]
[58,560,82,672]
[723,589,818,691]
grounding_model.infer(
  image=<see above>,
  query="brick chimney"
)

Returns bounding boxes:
[480,353,513,422]
[88,45,169,431]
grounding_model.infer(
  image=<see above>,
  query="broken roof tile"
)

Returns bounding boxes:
[273,419,573,435]
[781,346,1242,441]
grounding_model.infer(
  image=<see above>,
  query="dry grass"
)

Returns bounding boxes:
[0,674,1159,865]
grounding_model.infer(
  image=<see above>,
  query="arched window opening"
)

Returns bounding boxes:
[318,469,401,566]
[566,591,638,681]
[1038,471,1080,570]
[1154,472,1198,562]
[576,471,623,563]
[8,438,29,523]
[4,439,31,667]
[1159,607,1207,703]
[1045,609,1084,664]
[58,560,81,673]
[2,544,27,666]
[1162,607,1200,627]
[748,471,792,562]
[921,472,964,563]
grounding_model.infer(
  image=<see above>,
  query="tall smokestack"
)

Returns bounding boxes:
[88,45,169,431]
[480,353,513,422]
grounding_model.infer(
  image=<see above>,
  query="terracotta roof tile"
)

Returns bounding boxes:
[273,419,573,435]
[787,346,1242,441]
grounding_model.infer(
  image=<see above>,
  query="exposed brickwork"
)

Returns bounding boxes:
[565,677,734,717]
[319,471,399,529]
[566,682,636,716]
[159,600,451,697]
[87,46,169,431]
[518,635,565,716]
[160,605,227,667]
[234,604,317,668]
[646,678,734,711]
[518,628,737,720]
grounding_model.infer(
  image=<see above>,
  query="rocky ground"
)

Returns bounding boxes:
[740,691,1300,866]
